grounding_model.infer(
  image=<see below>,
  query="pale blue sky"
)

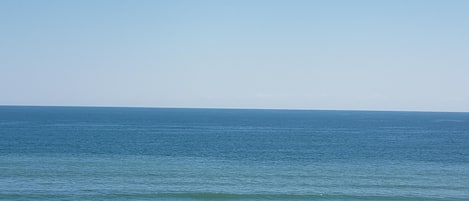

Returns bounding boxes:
[1,0,468,111]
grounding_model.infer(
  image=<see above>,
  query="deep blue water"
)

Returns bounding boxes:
[1,106,469,200]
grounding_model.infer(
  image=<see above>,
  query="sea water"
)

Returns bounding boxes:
[1,106,468,200]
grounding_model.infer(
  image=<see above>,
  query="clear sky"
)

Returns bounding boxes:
[1,0,468,112]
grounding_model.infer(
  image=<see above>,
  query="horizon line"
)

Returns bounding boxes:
[1,104,468,114]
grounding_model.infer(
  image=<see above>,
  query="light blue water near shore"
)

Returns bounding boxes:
[1,106,469,200]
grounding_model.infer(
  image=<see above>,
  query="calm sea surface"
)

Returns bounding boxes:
[1,106,468,200]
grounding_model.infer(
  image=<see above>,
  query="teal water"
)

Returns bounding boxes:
[1,106,469,200]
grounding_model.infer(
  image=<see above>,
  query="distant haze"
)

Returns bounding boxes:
[1,0,469,112]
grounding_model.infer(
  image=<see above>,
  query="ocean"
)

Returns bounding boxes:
[0,106,468,200]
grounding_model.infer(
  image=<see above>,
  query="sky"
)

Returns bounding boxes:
[1,0,469,112]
